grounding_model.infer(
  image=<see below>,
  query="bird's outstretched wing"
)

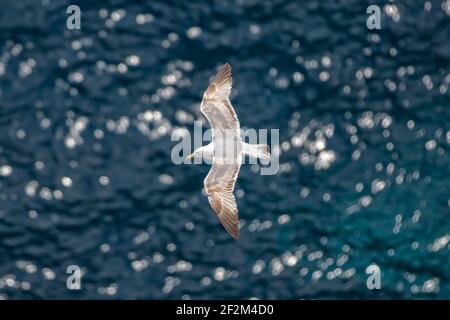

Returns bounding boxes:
[201,64,242,239]
[204,163,241,239]
[200,63,240,133]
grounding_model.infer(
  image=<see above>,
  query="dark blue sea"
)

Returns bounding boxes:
[0,0,449,299]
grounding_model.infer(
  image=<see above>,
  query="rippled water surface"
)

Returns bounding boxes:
[0,0,449,299]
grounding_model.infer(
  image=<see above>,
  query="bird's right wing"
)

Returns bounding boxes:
[200,63,240,133]
[204,163,241,239]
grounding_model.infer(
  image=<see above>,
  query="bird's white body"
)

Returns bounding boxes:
[191,141,270,162]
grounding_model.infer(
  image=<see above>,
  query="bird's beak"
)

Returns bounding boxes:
[185,154,194,161]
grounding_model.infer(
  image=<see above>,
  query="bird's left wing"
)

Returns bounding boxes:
[204,163,241,239]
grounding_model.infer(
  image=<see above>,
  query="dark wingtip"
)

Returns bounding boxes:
[221,63,231,73]
[217,213,239,240]
[230,230,240,240]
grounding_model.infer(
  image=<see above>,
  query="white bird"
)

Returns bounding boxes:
[185,63,270,239]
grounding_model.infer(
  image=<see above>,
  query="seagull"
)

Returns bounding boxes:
[185,63,270,239]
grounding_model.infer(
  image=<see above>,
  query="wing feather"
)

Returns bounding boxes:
[204,163,241,239]
[203,63,232,102]
[201,64,240,132]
